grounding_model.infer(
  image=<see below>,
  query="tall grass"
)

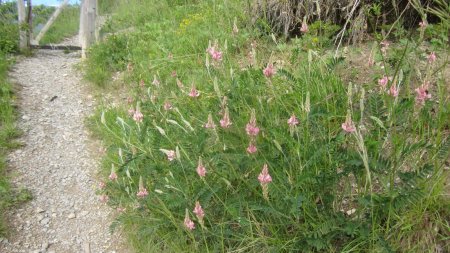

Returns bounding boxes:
[86,0,449,252]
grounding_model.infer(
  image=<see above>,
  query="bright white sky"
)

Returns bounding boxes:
[4,0,80,6]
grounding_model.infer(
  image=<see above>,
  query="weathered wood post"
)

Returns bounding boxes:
[79,0,97,58]
[17,0,27,51]
[33,0,69,45]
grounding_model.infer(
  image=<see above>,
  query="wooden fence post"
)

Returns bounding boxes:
[17,0,27,51]
[79,0,97,58]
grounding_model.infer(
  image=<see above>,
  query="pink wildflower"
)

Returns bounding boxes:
[193,201,205,220]
[139,79,145,88]
[98,181,106,189]
[388,85,399,97]
[99,194,109,203]
[196,157,206,177]
[427,52,436,64]
[287,115,299,126]
[258,164,272,184]
[109,168,118,181]
[415,82,431,104]
[212,50,223,61]
[184,212,195,230]
[163,101,173,111]
[220,108,232,128]
[419,20,428,29]
[263,63,276,78]
[378,76,389,89]
[133,108,144,123]
[204,114,216,129]
[166,150,176,161]
[300,22,308,33]
[189,84,200,98]
[137,176,148,198]
[127,97,134,104]
[245,110,260,137]
[246,142,257,154]
[171,71,177,78]
[341,115,356,133]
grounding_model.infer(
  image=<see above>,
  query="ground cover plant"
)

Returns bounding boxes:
[87,0,449,251]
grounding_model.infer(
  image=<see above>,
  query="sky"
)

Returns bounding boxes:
[4,0,80,6]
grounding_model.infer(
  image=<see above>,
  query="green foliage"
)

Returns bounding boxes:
[39,6,80,45]
[86,0,449,252]
[0,2,19,53]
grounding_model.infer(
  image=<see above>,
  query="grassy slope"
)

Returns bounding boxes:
[86,1,449,252]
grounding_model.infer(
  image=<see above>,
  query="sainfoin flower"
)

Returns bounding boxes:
[206,42,223,62]
[99,194,109,203]
[246,110,260,136]
[193,201,205,220]
[378,76,389,89]
[415,82,431,104]
[136,176,148,198]
[258,164,272,200]
[189,84,200,98]
[163,101,173,111]
[246,142,257,154]
[109,165,118,180]
[220,107,232,128]
[196,157,207,177]
[139,79,145,88]
[128,108,135,116]
[184,210,195,230]
[204,114,216,129]
[300,22,308,33]
[388,84,399,97]
[166,150,176,161]
[419,20,428,29]
[287,115,299,126]
[263,63,276,78]
[133,108,144,123]
[341,115,356,133]
[98,181,106,189]
[427,52,436,64]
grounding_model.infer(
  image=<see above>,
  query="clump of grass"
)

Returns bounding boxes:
[86,0,449,252]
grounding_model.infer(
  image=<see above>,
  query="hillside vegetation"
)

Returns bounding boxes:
[86,0,449,252]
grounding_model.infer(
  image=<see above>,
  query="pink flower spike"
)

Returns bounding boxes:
[220,108,232,128]
[137,176,148,198]
[263,63,276,78]
[204,114,216,129]
[212,50,223,62]
[166,150,176,161]
[128,108,135,116]
[287,115,299,126]
[133,109,144,123]
[99,194,109,203]
[415,83,431,104]
[245,110,260,136]
[341,116,356,133]
[189,84,200,98]
[163,101,173,111]
[419,20,428,29]
[184,217,195,230]
[98,181,106,189]
[196,157,207,178]
[258,164,272,185]
[139,79,145,88]
[193,201,205,220]
[378,76,389,89]
[388,85,399,97]
[246,142,257,154]
[109,166,118,181]
[300,22,308,33]
[427,52,436,64]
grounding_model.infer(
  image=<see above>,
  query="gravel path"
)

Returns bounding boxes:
[0,48,128,253]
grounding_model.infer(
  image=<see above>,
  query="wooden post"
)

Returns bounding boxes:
[17,0,27,51]
[79,0,97,58]
[26,0,32,47]
[33,0,69,45]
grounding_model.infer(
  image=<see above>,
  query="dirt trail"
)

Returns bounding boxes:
[0,42,128,252]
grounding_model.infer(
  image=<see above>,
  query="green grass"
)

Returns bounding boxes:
[86,0,450,252]
[39,5,80,45]
[0,52,23,236]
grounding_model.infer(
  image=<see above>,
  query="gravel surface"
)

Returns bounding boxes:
[0,48,128,253]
